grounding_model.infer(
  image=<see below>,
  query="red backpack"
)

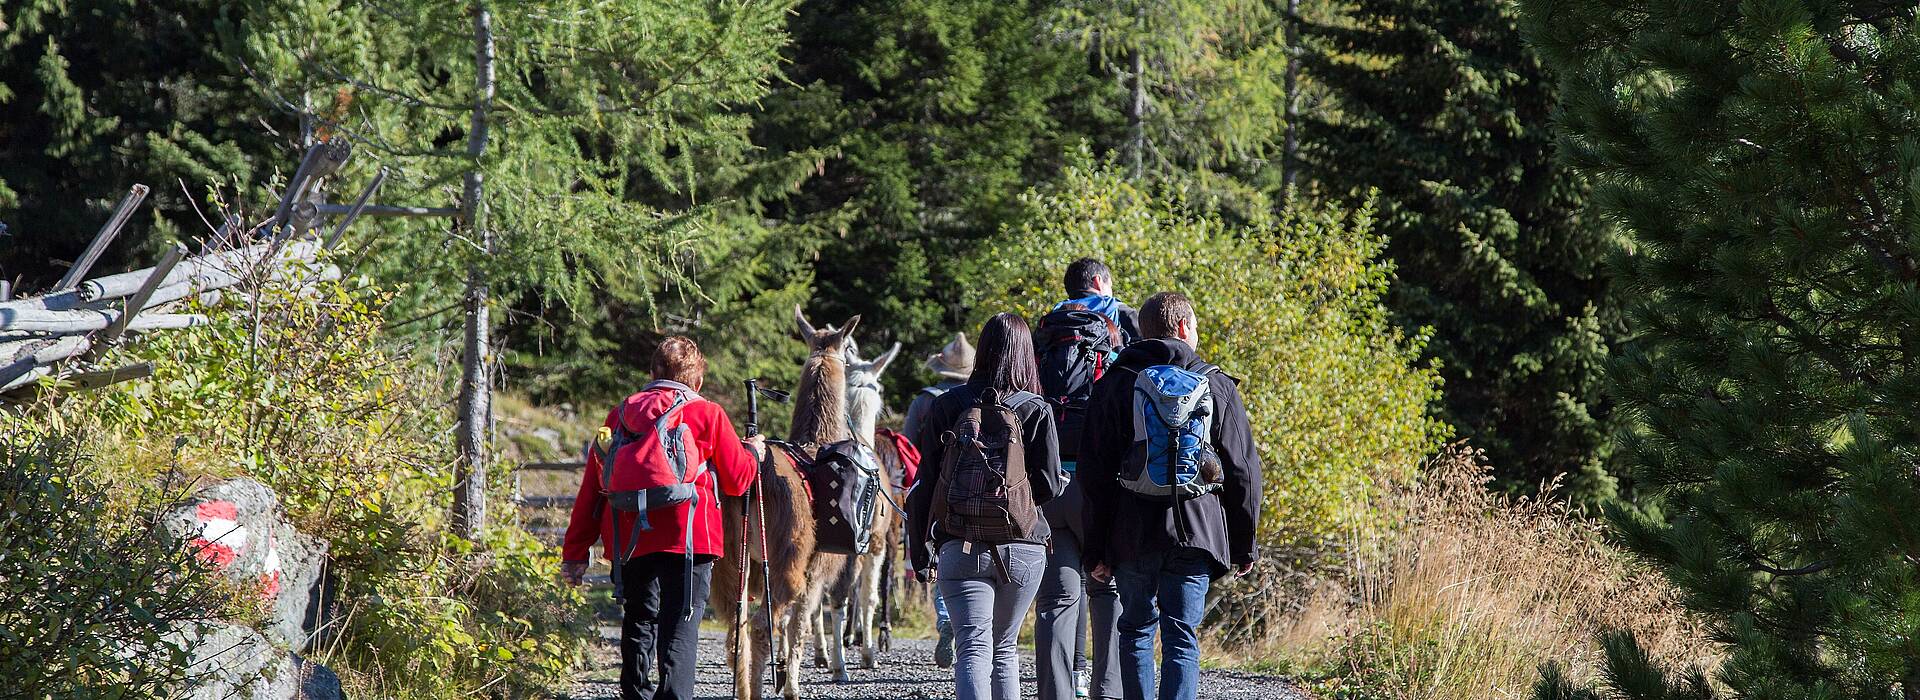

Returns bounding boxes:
[592,382,709,602]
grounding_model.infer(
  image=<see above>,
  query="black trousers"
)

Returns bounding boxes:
[620,552,715,700]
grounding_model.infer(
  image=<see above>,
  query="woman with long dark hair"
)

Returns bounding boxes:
[907,312,1065,700]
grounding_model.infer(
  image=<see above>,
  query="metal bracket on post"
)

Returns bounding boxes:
[55,184,149,292]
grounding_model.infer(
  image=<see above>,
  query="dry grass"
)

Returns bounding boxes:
[1213,444,1716,699]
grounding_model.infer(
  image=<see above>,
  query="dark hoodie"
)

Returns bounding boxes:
[1077,338,1262,578]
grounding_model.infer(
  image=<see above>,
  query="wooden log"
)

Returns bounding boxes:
[98,244,186,346]
[0,238,323,315]
[0,335,91,388]
[0,362,154,399]
[0,307,206,334]
[57,363,154,391]
[324,168,388,250]
[518,460,587,472]
[0,365,50,393]
[78,239,323,303]
[315,203,457,219]
[54,184,149,292]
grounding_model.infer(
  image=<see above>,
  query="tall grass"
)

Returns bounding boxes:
[1214,445,1715,698]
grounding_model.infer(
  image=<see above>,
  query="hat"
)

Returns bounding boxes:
[924,332,974,381]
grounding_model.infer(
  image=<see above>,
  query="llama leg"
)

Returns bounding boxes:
[828,603,850,683]
[781,605,807,700]
[810,607,830,668]
[856,548,884,668]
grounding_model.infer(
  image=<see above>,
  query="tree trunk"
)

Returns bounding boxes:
[1280,0,1300,202]
[1129,44,1145,181]
[452,2,497,541]
[1127,0,1146,180]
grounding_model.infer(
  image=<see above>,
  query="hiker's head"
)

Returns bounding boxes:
[651,336,708,391]
[969,312,1042,394]
[1140,291,1198,348]
[1064,257,1114,297]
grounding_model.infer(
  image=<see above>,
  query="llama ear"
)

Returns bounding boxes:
[836,315,861,343]
[794,304,818,341]
[872,342,902,375]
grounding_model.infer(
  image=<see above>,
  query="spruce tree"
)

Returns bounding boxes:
[1300,0,1620,503]
[751,0,1106,380]
[0,0,292,286]
[1523,0,1920,693]
[242,0,794,533]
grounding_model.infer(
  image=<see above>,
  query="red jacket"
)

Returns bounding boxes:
[562,385,758,563]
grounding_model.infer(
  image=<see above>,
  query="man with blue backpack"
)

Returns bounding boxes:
[1078,292,1263,700]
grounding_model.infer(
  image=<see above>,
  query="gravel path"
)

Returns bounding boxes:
[561,628,1312,700]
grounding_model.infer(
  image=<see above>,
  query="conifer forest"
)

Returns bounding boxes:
[3,0,1915,698]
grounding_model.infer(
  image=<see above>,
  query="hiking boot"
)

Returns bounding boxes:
[934,627,955,669]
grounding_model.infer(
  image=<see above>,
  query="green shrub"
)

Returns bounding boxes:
[967,163,1448,557]
[0,432,241,700]
[31,272,590,699]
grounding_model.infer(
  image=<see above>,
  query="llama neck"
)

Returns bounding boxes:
[790,356,850,445]
[847,387,880,447]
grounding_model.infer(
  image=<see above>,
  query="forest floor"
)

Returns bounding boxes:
[559,626,1313,700]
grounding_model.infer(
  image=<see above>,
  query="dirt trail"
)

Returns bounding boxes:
[560,627,1312,700]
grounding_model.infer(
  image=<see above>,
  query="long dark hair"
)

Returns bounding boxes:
[969,312,1042,394]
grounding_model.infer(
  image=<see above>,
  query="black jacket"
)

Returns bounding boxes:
[1078,338,1262,578]
[906,383,1066,573]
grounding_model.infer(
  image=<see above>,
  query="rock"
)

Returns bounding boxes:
[160,478,329,652]
[172,622,345,700]
[529,427,565,454]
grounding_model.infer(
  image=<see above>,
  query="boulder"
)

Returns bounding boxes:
[160,478,328,651]
[172,622,344,700]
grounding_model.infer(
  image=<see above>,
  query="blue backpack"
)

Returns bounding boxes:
[1119,364,1224,501]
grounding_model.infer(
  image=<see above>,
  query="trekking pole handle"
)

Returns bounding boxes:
[745,378,761,438]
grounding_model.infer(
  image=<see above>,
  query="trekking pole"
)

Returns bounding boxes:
[742,378,789,692]
[734,380,761,664]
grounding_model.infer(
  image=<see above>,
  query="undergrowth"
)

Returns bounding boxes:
[1209,445,1716,699]
[11,269,591,699]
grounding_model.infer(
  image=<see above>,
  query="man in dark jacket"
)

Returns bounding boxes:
[1056,257,1142,343]
[1079,292,1262,700]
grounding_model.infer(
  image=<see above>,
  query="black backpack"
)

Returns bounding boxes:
[802,439,884,555]
[1034,307,1117,457]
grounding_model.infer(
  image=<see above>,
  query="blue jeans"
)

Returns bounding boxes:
[934,582,951,632]
[1114,547,1212,700]
[939,540,1047,700]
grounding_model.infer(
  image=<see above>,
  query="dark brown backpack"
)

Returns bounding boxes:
[932,388,1044,543]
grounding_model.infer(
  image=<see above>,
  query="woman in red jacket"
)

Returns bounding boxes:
[561,336,764,700]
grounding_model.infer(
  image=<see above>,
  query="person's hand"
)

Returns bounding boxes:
[1090,562,1112,583]
[914,568,937,583]
[743,434,768,459]
[561,560,588,587]
[1235,561,1256,578]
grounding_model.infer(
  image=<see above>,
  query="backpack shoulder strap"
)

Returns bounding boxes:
[1003,390,1043,410]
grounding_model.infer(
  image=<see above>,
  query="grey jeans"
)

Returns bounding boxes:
[1037,526,1122,700]
[938,540,1047,700]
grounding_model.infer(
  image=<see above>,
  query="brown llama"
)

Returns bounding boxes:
[712,306,860,700]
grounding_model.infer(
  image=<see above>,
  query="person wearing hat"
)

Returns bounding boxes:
[902,331,974,669]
